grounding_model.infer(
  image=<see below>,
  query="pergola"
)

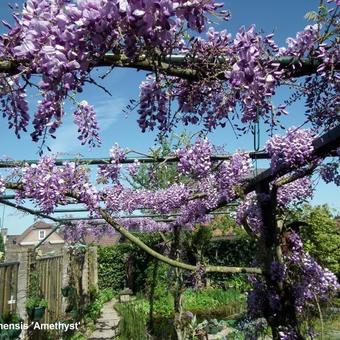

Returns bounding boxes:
[0,124,339,273]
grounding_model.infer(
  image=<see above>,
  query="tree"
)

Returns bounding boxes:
[0,1,339,339]
[289,204,340,277]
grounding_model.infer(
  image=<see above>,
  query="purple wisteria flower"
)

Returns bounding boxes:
[319,162,340,186]
[128,159,141,177]
[266,127,315,171]
[277,177,314,207]
[177,138,213,178]
[73,100,101,147]
[97,144,126,183]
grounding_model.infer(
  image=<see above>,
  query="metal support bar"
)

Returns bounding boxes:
[0,152,270,169]
[0,199,60,223]
[58,210,235,221]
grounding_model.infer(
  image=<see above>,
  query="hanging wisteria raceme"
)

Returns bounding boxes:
[63,220,116,244]
[0,0,226,142]
[319,162,340,186]
[97,143,126,183]
[0,1,338,143]
[177,138,214,178]
[265,127,315,171]
[236,192,263,235]
[276,177,314,207]
[16,156,94,213]
[216,152,251,199]
[283,231,339,313]
[73,100,101,147]
[31,92,64,142]
[128,159,141,177]
[0,79,30,138]
[138,75,170,132]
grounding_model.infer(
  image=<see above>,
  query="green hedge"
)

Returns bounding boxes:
[97,233,163,292]
[97,232,256,293]
[203,236,257,290]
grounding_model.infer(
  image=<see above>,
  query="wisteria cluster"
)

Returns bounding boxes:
[319,162,340,186]
[0,79,29,138]
[103,182,189,215]
[128,159,141,177]
[266,127,315,171]
[17,156,95,213]
[177,138,213,178]
[247,230,339,337]
[216,152,251,199]
[73,101,101,147]
[138,75,170,132]
[283,231,339,313]
[0,1,337,143]
[138,25,286,132]
[278,24,319,58]
[97,144,126,183]
[236,193,263,234]
[138,2,339,134]
[118,218,172,233]
[63,221,115,244]
[276,177,314,207]
[0,0,225,142]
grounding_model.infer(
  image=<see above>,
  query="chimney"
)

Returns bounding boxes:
[0,228,8,245]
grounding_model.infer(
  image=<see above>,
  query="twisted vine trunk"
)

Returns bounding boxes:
[256,183,303,340]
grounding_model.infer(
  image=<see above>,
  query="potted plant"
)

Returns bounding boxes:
[25,297,48,321]
[0,312,24,339]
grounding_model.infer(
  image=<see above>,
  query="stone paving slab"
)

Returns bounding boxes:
[89,299,120,340]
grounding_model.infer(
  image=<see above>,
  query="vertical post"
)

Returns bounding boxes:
[256,181,303,340]
[16,250,29,320]
[61,249,69,314]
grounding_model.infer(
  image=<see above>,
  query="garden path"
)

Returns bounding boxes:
[89,299,120,339]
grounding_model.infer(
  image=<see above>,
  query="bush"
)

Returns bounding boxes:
[203,235,256,290]
[292,204,340,277]
[115,302,148,340]
[98,230,256,294]
[97,233,163,293]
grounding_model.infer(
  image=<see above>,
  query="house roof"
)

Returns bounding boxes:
[15,220,57,243]
[83,233,121,246]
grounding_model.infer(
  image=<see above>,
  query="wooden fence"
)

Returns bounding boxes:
[0,261,19,316]
[35,255,63,324]
[0,247,98,327]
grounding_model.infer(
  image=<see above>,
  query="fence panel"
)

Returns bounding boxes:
[0,262,19,316]
[36,255,63,323]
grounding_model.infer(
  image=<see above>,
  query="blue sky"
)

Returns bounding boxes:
[0,0,339,234]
